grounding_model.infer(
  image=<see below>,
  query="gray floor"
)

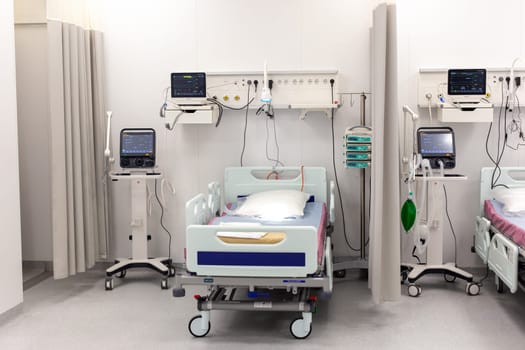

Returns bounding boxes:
[22,261,52,291]
[1,268,525,350]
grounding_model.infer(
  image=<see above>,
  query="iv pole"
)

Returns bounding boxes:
[359,93,367,259]
[333,93,370,276]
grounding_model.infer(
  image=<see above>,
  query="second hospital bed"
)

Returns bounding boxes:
[474,167,525,294]
[173,166,334,339]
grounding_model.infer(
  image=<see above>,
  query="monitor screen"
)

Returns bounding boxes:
[120,130,155,156]
[418,130,454,156]
[171,72,206,98]
[447,69,486,95]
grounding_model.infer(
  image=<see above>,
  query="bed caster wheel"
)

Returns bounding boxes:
[466,282,480,296]
[496,276,505,294]
[161,278,169,290]
[168,266,176,277]
[188,315,211,337]
[407,283,421,297]
[105,278,114,291]
[290,318,312,339]
[444,274,456,283]
[116,270,126,278]
[334,270,346,278]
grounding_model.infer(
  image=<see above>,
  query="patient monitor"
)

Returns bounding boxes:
[170,72,207,105]
[447,69,486,100]
[417,127,455,169]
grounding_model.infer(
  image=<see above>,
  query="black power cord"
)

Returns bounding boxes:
[330,79,359,252]
[365,174,371,247]
[264,113,284,168]
[240,82,252,166]
[207,83,254,128]
[443,184,457,266]
[476,264,491,286]
[411,246,422,264]
[207,94,254,111]
[154,179,172,261]
[486,82,509,188]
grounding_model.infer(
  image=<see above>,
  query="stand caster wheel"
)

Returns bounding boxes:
[290,318,312,339]
[466,282,480,296]
[105,278,114,291]
[407,283,421,297]
[168,266,176,277]
[161,278,169,290]
[400,271,408,284]
[188,315,210,337]
[116,270,127,278]
[444,274,456,283]
[496,276,505,294]
[334,270,346,278]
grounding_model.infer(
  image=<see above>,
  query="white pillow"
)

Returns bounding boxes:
[234,190,310,219]
[493,187,525,214]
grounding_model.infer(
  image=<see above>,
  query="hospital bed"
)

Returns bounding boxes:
[474,167,525,294]
[173,166,334,339]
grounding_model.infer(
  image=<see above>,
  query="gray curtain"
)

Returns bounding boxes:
[90,31,110,262]
[369,3,401,303]
[48,20,108,279]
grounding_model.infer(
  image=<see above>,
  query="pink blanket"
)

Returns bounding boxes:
[485,199,525,248]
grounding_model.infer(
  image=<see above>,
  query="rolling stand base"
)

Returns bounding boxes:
[333,256,368,278]
[401,262,480,297]
[104,257,174,290]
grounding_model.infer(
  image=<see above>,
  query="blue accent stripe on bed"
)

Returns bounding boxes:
[197,252,305,267]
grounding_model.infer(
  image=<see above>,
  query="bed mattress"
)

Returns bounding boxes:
[210,202,327,264]
[485,199,525,248]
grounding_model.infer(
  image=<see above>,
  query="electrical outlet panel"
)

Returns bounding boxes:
[206,70,338,110]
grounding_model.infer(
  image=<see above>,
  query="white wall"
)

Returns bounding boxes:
[14,0,46,23]
[397,0,525,267]
[14,0,52,262]
[0,0,24,314]
[14,23,52,261]
[100,0,378,262]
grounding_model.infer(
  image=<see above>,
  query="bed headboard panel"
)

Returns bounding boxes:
[224,167,327,204]
[480,167,525,213]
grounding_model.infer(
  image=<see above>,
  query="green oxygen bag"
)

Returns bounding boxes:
[401,197,416,232]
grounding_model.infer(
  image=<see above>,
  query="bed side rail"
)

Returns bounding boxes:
[329,180,335,227]
[207,181,221,217]
[186,194,211,226]
[474,216,491,264]
[488,232,520,294]
[185,224,318,277]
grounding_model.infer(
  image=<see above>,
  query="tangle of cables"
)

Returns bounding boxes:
[486,79,524,189]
